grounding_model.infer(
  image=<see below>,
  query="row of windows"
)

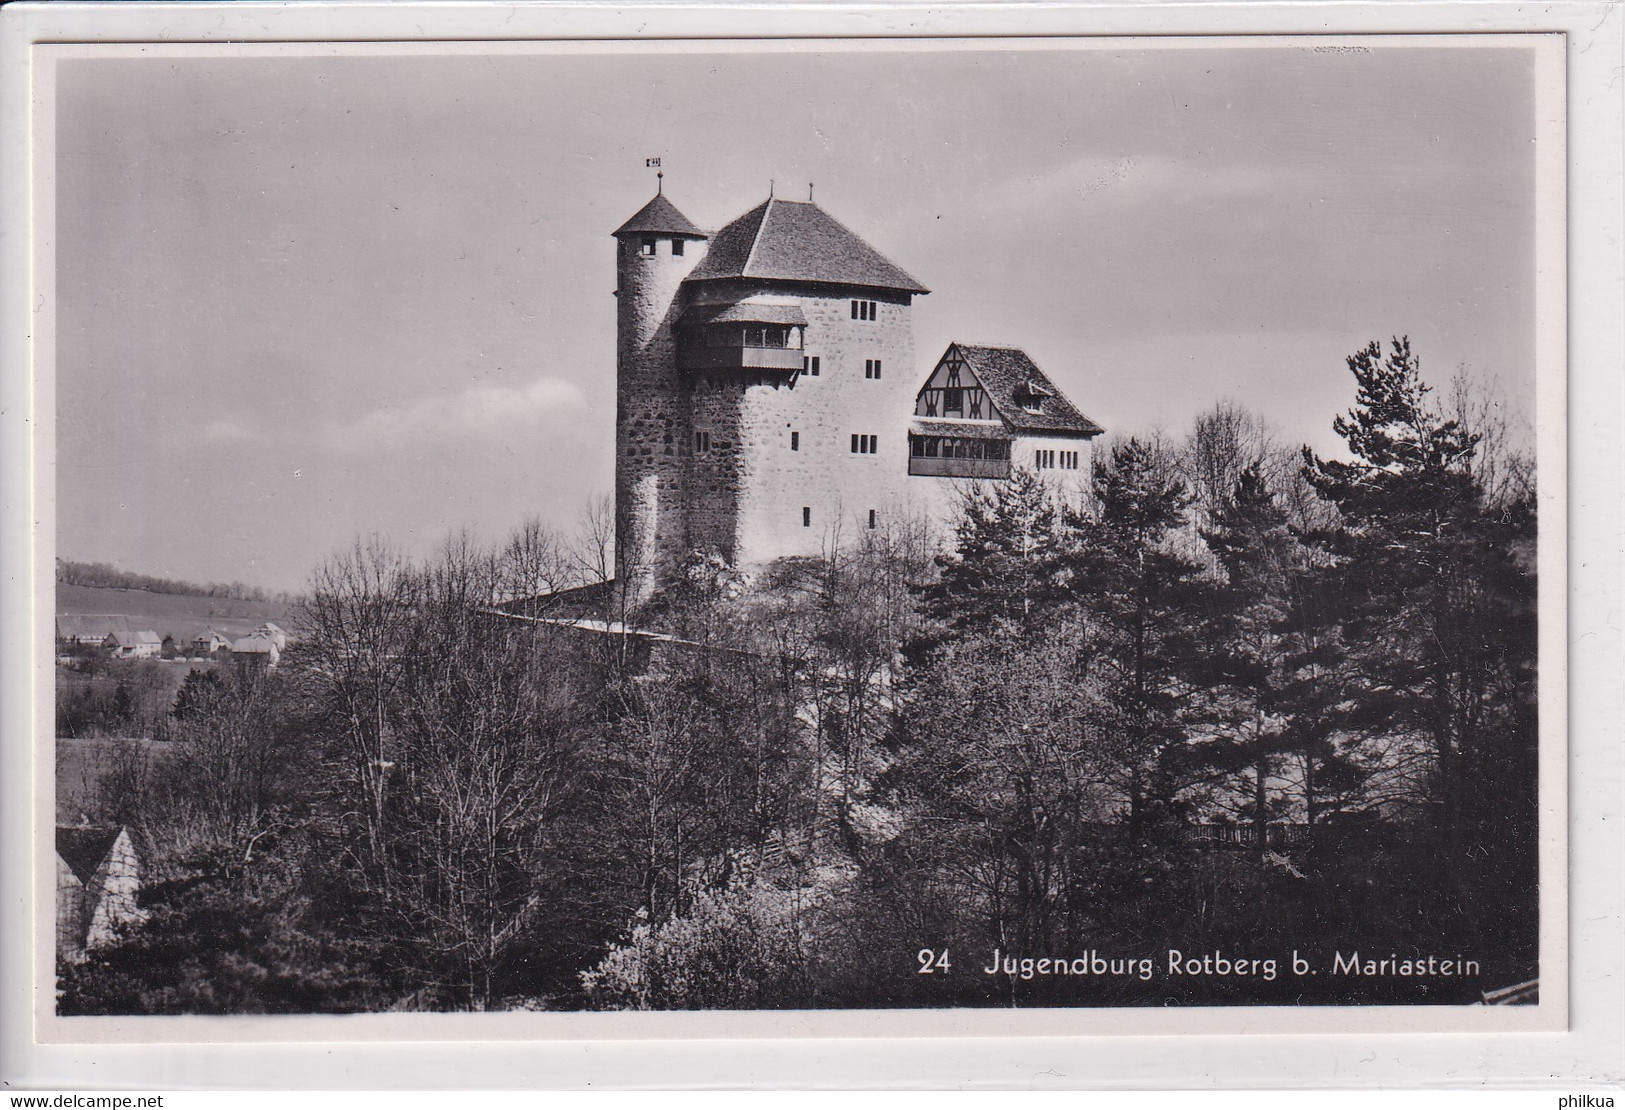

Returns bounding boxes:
[695,434,1074,467]
[799,355,886,381]
[1034,449,1081,470]
[910,435,1011,461]
[706,324,802,350]
[803,507,880,530]
[850,299,878,321]
[639,237,685,257]
[692,430,878,455]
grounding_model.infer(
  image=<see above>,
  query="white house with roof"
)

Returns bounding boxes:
[907,342,1103,524]
[102,629,162,659]
[231,634,280,668]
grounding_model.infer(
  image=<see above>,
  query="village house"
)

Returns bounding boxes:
[230,633,280,668]
[255,622,289,650]
[192,627,234,655]
[102,629,161,659]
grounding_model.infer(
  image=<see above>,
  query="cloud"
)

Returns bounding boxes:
[328,375,587,453]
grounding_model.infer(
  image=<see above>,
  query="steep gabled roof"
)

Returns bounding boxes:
[685,198,929,294]
[57,826,124,884]
[951,344,1105,437]
[613,193,707,239]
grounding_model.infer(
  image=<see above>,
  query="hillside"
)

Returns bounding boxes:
[57,583,298,643]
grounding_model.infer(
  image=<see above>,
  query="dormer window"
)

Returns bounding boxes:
[1017,379,1053,413]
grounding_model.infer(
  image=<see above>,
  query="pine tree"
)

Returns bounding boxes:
[1193,465,1298,854]
[1302,338,1537,943]
[920,467,1067,643]
[1066,438,1209,831]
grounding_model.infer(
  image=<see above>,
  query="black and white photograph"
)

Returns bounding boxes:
[29,32,1565,1029]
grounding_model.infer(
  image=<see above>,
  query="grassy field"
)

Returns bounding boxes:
[57,583,296,643]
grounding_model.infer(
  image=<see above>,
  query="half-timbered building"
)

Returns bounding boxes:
[908,343,1103,519]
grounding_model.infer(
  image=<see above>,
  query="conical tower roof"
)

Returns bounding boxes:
[614,192,707,239]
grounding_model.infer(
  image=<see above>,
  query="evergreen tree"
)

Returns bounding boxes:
[1065,438,1209,831]
[1302,338,1537,947]
[920,467,1067,643]
[1193,465,1298,853]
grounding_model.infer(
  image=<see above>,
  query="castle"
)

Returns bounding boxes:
[613,187,1103,604]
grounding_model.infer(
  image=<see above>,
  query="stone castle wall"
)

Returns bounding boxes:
[685,287,918,567]
[615,234,706,603]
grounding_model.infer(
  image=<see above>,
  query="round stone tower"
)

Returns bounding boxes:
[612,191,708,607]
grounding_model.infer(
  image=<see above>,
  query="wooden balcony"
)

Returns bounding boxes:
[908,457,1011,479]
[679,346,805,374]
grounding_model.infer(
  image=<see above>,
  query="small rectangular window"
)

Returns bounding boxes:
[851,433,860,453]
[867,509,877,530]
[695,430,711,453]
[873,359,881,379]
[640,238,657,257]
[803,506,812,528]
[790,431,799,451]
[850,300,859,319]
[671,239,684,256]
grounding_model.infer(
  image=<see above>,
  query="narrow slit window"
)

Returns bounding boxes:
[802,506,812,528]
[867,509,877,530]
[695,430,711,454]
[790,431,800,451]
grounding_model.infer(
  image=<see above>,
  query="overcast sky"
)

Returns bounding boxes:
[52,41,1539,593]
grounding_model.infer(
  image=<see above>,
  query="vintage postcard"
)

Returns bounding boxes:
[20,25,1570,1048]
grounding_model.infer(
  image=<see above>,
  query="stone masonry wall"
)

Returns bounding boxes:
[615,234,707,604]
[684,286,918,568]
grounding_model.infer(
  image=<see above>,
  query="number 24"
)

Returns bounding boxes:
[917,948,951,974]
